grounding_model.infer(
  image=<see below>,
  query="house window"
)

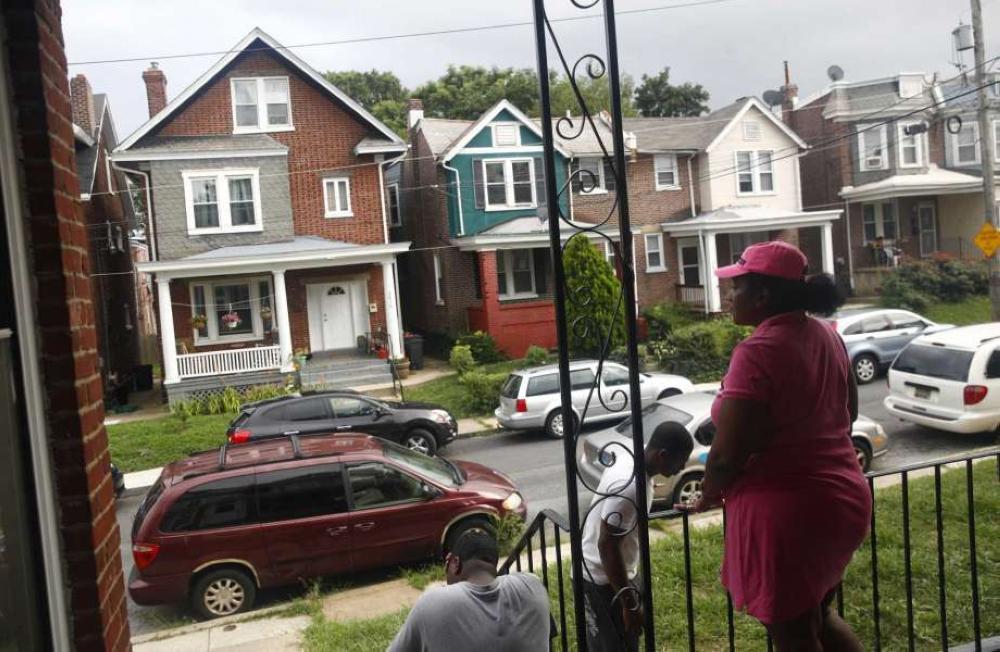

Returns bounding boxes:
[604,241,616,269]
[578,158,605,193]
[324,178,352,218]
[897,122,925,168]
[231,77,291,132]
[735,151,774,194]
[742,120,761,141]
[654,154,679,190]
[952,121,979,165]
[729,232,767,263]
[496,249,536,299]
[387,183,401,227]
[645,233,665,272]
[433,253,444,305]
[858,123,888,171]
[861,202,899,244]
[677,238,701,286]
[183,169,262,235]
[492,123,520,147]
[189,277,271,343]
[483,159,535,210]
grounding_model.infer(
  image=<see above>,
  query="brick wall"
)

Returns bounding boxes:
[151,49,386,247]
[4,0,129,649]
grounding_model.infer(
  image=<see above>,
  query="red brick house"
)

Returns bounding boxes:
[113,28,409,401]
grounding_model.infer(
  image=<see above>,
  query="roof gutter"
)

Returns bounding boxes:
[441,158,465,236]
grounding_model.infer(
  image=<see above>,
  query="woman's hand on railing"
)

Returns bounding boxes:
[674,493,723,514]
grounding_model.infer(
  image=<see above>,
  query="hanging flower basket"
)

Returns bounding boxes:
[190,314,207,329]
[260,306,273,321]
[221,311,243,330]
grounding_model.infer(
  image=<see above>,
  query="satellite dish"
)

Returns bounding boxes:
[827,65,845,82]
[762,89,783,107]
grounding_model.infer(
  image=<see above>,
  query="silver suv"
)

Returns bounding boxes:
[495,360,693,438]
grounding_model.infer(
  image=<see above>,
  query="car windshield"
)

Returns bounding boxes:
[615,402,694,438]
[892,344,974,382]
[383,442,460,486]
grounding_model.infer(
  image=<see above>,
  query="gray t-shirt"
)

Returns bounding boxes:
[388,573,551,652]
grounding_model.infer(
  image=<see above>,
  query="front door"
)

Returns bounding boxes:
[918,203,937,257]
[321,285,355,349]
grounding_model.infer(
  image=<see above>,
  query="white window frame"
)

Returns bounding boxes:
[604,241,616,268]
[734,150,775,196]
[897,122,926,169]
[676,238,702,286]
[644,233,665,272]
[482,158,537,211]
[182,168,263,235]
[189,276,271,344]
[858,123,888,171]
[230,77,293,134]
[433,253,444,305]
[728,232,767,263]
[491,122,521,147]
[654,154,680,190]
[323,178,352,218]
[387,183,402,227]
[577,157,606,194]
[497,249,537,300]
[861,202,900,245]
[951,121,980,166]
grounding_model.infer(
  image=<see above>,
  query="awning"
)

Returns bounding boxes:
[453,216,619,251]
[840,166,987,202]
[662,206,841,235]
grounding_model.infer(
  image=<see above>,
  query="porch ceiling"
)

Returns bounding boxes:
[453,216,619,250]
[839,166,987,202]
[137,236,410,279]
[662,206,842,235]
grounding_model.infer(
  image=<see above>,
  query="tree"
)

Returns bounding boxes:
[563,235,625,356]
[549,71,637,118]
[411,65,539,121]
[634,67,709,117]
[324,69,408,136]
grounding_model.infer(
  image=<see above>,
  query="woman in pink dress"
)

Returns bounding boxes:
[681,241,871,651]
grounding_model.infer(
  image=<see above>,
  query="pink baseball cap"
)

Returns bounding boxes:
[715,240,808,281]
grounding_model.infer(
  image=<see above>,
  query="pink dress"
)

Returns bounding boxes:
[712,312,872,625]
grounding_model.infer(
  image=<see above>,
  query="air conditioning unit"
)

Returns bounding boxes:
[866,156,883,169]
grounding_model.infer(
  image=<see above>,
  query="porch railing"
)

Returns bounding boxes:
[500,448,999,651]
[176,345,282,379]
[676,284,705,306]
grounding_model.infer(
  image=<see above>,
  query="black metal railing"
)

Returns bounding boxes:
[500,448,999,651]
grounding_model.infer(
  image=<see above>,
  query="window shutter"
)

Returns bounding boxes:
[532,248,550,295]
[534,157,546,210]
[570,160,582,193]
[603,159,616,192]
[472,158,484,208]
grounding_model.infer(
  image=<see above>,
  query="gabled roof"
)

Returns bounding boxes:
[116,27,405,153]
[113,134,287,161]
[439,99,569,161]
[702,97,806,152]
[75,94,112,194]
[417,118,474,156]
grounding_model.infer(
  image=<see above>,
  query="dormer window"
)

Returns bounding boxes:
[858,124,888,171]
[231,77,292,133]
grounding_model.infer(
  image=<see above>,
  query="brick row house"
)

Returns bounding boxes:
[787,71,1000,294]
[70,74,144,403]
[113,28,410,402]
[397,96,841,355]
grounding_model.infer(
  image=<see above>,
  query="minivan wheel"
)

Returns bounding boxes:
[192,568,256,619]
[853,438,873,473]
[544,410,577,439]
[853,354,878,384]
[404,428,438,456]
[672,472,704,508]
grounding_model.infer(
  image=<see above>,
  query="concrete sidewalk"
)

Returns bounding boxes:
[133,615,309,652]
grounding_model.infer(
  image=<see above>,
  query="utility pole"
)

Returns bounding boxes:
[972,0,1000,318]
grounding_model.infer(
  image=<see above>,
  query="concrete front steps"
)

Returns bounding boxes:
[299,354,394,392]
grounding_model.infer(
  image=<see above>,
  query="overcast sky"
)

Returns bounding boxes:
[63,0,999,138]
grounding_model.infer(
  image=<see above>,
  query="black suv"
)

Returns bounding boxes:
[226,391,458,455]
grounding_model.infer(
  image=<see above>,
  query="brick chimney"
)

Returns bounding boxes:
[407,98,424,129]
[70,73,96,136]
[780,60,798,126]
[142,62,167,118]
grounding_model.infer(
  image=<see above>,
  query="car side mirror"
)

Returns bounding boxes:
[421,483,440,499]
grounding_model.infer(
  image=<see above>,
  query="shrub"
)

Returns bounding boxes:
[563,235,625,356]
[168,384,290,417]
[458,370,508,414]
[523,345,550,367]
[880,259,987,310]
[456,331,504,364]
[643,302,697,340]
[492,513,526,557]
[449,344,476,375]
[649,319,751,382]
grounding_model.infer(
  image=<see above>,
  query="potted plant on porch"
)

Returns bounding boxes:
[390,356,411,380]
[190,314,207,330]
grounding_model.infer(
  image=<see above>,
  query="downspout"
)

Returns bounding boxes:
[378,149,409,244]
[686,155,696,217]
[844,198,855,291]
[441,158,465,236]
[113,161,156,261]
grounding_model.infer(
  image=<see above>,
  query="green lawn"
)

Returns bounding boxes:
[403,359,524,418]
[107,414,231,473]
[304,459,999,651]
[924,295,991,326]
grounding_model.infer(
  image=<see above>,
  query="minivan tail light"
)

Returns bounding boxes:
[964,385,988,405]
[132,542,160,570]
[516,399,528,413]
[229,429,252,444]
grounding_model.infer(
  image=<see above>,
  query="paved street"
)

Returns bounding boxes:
[118,381,997,637]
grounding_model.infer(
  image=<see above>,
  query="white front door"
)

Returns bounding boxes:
[308,281,368,351]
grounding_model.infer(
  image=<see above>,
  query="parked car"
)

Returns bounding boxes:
[828,308,952,384]
[495,360,694,439]
[579,392,889,507]
[884,323,1000,434]
[226,390,457,456]
[129,434,525,619]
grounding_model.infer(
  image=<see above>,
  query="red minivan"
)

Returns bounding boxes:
[129,434,526,618]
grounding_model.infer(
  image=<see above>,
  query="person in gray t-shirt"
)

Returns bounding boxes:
[388,528,552,652]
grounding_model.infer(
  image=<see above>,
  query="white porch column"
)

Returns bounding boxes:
[156,277,179,384]
[272,270,294,372]
[704,231,722,313]
[820,223,835,275]
[382,260,403,359]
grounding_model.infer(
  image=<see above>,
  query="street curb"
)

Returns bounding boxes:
[130,604,292,644]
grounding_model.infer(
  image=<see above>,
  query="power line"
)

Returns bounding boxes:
[67,0,742,67]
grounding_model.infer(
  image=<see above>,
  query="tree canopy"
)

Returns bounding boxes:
[323,69,408,136]
[634,67,710,117]
[563,236,625,356]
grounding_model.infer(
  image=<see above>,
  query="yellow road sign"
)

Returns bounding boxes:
[973,222,1000,257]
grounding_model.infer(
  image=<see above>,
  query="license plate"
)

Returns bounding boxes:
[914,387,931,399]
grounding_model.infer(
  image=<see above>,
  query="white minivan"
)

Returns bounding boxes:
[884,323,1000,434]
